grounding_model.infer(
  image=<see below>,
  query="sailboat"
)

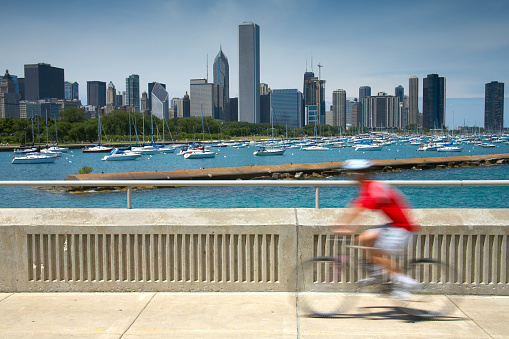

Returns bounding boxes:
[82,113,113,153]
[12,115,58,164]
[184,106,216,159]
[253,110,285,156]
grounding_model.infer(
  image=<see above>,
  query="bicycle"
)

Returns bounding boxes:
[295,234,458,319]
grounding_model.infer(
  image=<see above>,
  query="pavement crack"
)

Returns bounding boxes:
[119,292,157,338]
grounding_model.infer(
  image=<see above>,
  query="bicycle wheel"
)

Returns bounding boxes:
[395,259,457,318]
[295,256,357,317]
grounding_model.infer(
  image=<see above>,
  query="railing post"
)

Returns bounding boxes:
[315,186,320,209]
[127,186,132,209]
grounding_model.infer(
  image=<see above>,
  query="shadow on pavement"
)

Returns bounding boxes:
[304,305,467,323]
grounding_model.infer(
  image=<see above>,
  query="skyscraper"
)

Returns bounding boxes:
[408,76,419,126]
[148,82,166,113]
[332,89,346,128]
[106,81,116,113]
[358,86,371,126]
[238,22,260,123]
[484,81,504,131]
[362,92,401,129]
[151,83,169,119]
[65,81,79,100]
[190,79,214,117]
[271,89,303,127]
[303,75,325,125]
[24,63,64,100]
[213,48,229,122]
[423,74,446,130]
[0,70,20,119]
[87,81,106,109]
[395,85,404,103]
[303,71,315,106]
[126,74,140,112]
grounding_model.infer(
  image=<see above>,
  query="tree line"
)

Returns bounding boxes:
[0,107,447,146]
[0,107,366,145]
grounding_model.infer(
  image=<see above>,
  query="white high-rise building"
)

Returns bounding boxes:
[238,22,260,123]
[190,79,214,117]
[332,89,346,128]
[409,76,419,126]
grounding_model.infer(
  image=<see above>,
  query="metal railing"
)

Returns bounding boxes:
[1,180,508,209]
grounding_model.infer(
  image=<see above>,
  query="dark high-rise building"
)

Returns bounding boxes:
[260,94,271,124]
[24,63,64,100]
[358,86,371,126]
[238,22,260,123]
[126,74,140,112]
[228,97,238,122]
[148,82,166,112]
[423,74,446,129]
[303,71,315,106]
[303,74,325,125]
[87,81,106,109]
[182,91,190,118]
[213,48,229,122]
[484,81,504,131]
[395,85,404,103]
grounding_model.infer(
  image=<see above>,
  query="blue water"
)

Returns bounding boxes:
[1,142,508,208]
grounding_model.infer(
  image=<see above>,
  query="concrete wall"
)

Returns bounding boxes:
[0,208,507,294]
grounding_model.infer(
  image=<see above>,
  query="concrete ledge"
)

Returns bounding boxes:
[0,208,508,294]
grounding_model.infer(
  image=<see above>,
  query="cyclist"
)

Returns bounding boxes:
[333,159,421,298]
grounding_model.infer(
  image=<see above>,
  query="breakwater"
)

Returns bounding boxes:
[65,153,509,183]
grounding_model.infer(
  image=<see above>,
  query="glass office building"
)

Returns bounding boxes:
[126,74,140,112]
[271,89,303,127]
[151,83,169,119]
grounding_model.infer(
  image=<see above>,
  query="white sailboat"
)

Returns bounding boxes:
[83,113,113,153]
[12,116,58,164]
[184,106,216,159]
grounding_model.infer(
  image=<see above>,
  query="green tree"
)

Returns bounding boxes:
[59,107,87,123]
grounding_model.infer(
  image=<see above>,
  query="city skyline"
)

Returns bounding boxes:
[1,0,508,128]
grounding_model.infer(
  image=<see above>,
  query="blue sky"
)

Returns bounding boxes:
[1,0,508,128]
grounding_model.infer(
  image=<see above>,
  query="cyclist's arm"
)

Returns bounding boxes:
[332,206,364,234]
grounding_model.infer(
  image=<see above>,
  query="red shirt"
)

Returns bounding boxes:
[352,180,419,232]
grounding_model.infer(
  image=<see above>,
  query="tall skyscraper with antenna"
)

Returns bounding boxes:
[238,22,260,123]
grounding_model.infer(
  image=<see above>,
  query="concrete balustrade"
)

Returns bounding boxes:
[0,208,507,294]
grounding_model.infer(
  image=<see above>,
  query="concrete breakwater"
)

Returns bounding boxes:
[65,154,509,185]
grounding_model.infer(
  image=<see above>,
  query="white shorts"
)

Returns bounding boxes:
[367,225,411,256]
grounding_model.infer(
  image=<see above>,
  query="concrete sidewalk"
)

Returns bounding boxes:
[0,292,508,338]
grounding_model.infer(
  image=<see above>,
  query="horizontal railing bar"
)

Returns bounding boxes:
[0,180,508,187]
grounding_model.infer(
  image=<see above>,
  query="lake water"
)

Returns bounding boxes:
[1,142,508,209]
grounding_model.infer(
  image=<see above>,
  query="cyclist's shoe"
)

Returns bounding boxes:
[357,275,386,286]
[391,280,423,301]
[394,274,423,291]
[390,287,412,301]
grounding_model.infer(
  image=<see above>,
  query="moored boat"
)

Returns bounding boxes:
[355,144,382,151]
[102,148,142,161]
[253,146,285,156]
[183,146,216,159]
[12,152,58,164]
[82,145,114,153]
[437,146,462,152]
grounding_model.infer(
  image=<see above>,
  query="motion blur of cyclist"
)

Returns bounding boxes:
[333,159,421,298]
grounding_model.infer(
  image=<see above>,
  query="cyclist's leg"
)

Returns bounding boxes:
[358,226,402,274]
[374,227,421,296]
